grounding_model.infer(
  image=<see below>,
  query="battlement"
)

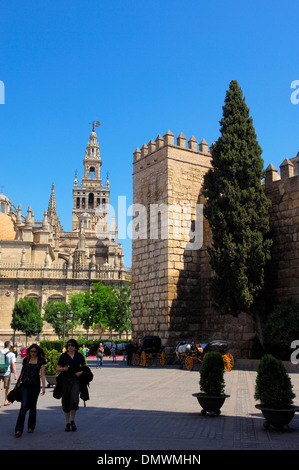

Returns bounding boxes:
[264,153,299,192]
[133,130,211,162]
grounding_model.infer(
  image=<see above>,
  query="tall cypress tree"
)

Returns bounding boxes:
[203,80,272,323]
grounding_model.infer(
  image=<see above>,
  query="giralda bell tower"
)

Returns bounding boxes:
[72,122,110,236]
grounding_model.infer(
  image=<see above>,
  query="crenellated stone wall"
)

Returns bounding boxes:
[132,130,213,349]
[131,127,299,359]
[264,154,299,302]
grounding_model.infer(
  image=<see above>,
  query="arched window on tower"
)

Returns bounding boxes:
[89,166,95,179]
[76,197,80,209]
[88,193,94,209]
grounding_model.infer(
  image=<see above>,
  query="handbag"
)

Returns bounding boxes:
[7,358,26,403]
[53,373,63,399]
[7,384,22,403]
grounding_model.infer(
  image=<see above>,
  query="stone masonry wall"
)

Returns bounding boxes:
[131,131,213,348]
[131,130,262,359]
[132,130,299,359]
[264,157,299,302]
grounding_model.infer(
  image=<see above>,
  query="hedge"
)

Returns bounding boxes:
[40,339,130,356]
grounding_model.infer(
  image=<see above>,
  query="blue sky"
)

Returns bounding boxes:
[0,0,298,267]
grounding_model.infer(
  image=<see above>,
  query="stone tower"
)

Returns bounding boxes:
[131,130,212,348]
[72,126,110,235]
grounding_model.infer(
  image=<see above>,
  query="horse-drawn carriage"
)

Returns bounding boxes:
[103,342,127,356]
[134,336,166,367]
[175,340,234,371]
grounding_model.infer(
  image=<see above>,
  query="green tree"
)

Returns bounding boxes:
[43,300,77,340]
[69,282,131,336]
[89,282,116,330]
[11,297,43,343]
[202,80,272,343]
[68,292,92,335]
[72,282,116,333]
[110,282,131,335]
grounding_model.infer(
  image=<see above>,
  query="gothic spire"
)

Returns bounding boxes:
[47,183,61,230]
[48,183,57,216]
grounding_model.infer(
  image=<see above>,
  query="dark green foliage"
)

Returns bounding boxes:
[40,339,129,356]
[43,300,76,339]
[110,282,131,333]
[40,340,64,352]
[199,351,225,396]
[11,297,43,340]
[254,354,295,408]
[69,281,131,334]
[41,281,131,340]
[202,80,272,317]
[263,299,299,360]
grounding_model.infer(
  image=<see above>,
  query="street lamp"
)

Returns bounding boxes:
[57,310,73,345]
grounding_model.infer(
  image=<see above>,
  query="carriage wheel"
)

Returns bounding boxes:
[160,351,166,367]
[223,353,234,371]
[185,356,194,371]
[134,353,140,366]
[141,351,147,367]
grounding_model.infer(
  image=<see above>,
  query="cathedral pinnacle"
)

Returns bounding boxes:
[48,183,57,214]
[47,183,61,230]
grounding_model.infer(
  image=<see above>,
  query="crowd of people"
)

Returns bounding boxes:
[0,338,134,438]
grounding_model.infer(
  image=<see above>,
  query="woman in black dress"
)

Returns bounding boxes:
[56,338,85,432]
[15,343,46,437]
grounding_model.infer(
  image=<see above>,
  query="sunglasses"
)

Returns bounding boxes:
[67,344,75,347]
[30,350,37,353]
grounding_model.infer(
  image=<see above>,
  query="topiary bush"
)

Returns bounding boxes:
[44,348,61,375]
[199,351,225,396]
[254,354,295,408]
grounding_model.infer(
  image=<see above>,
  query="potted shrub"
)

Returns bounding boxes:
[254,354,299,430]
[192,351,230,416]
[44,348,61,387]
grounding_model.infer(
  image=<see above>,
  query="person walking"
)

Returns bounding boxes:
[82,345,90,359]
[12,344,19,360]
[96,342,104,368]
[20,344,27,359]
[0,341,17,407]
[56,338,85,432]
[14,343,46,437]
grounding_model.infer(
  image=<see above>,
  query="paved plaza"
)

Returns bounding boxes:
[1,355,299,456]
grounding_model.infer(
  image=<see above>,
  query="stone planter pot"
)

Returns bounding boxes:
[45,374,57,387]
[255,404,299,430]
[193,393,230,416]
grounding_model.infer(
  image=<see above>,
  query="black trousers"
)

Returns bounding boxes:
[15,385,40,433]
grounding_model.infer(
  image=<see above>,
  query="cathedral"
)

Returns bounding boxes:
[0,124,128,342]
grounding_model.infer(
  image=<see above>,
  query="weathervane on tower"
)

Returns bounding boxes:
[89,121,100,132]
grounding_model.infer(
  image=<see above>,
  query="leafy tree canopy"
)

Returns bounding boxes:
[43,299,76,339]
[11,297,43,339]
[110,282,131,333]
